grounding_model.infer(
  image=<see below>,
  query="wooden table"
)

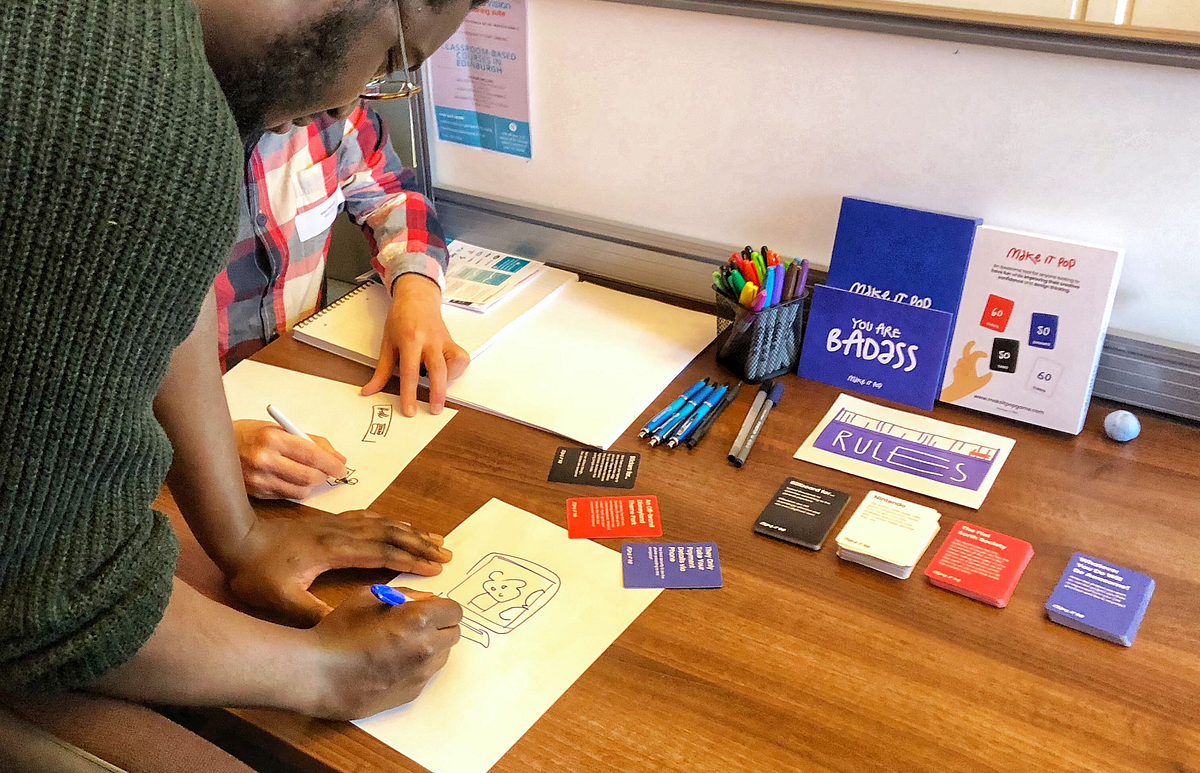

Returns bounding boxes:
[193,332,1200,773]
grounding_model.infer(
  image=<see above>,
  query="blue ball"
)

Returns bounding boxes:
[1104,410,1141,442]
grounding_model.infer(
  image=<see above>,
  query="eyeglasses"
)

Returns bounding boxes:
[361,2,422,100]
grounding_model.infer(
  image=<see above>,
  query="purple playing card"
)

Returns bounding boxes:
[1045,553,1155,647]
[621,542,723,589]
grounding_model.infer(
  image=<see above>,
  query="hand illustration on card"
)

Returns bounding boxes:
[940,341,993,402]
[445,553,560,648]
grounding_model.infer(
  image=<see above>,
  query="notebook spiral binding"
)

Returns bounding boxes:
[294,277,383,329]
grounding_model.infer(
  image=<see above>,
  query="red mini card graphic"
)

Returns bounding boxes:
[924,521,1033,607]
[980,294,1015,333]
[567,496,662,539]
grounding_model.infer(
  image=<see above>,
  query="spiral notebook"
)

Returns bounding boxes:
[294,270,717,449]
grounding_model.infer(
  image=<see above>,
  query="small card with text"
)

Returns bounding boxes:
[621,542,723,589]
[567,496,662,539]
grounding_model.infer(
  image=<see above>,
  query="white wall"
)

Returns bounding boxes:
[431,0,1200,347]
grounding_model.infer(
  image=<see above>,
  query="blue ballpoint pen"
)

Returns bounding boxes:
[649,383,716,446]
[666,384,728,448]
[639,378,708,438]
[371,584,408,606]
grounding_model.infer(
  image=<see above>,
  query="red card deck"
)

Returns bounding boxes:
[567,496,662,539]
[924,520,1033,607]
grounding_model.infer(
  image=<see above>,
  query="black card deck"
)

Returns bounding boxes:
[754,478,851,550]
[548,447,640,489]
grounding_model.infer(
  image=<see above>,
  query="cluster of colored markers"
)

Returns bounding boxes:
[638,378,742,449]
[713,246,810,311]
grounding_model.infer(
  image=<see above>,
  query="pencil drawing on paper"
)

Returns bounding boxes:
[329,468,358,486]
[363,405,394,443]
[445,553,560,648]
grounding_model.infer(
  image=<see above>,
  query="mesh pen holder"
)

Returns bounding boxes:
[714,287,808,383]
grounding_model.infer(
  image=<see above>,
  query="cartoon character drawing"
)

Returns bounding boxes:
[445,553,560,648]
[470,572,528,612]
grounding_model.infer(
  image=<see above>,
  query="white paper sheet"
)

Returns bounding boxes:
[222,361,456,513]
[441,282,716,449]
[354,499,661,773]
[294,276,716,449]
[795,394,1015,509]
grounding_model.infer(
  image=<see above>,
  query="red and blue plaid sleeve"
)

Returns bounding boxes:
[338,104,449,291]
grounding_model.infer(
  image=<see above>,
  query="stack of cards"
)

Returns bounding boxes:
[621,543,723,589]
[1045,553,1155,647]
[753,478,850,551]
[924,521,1034,607]
[835,491,941,579]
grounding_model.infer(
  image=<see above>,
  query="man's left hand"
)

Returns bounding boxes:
[223,511,453,627]
[362,274,469,416]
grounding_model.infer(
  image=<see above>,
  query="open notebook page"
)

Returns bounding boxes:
[294,267,578,362]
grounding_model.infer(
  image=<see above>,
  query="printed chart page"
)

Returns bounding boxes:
[354,499,661,773]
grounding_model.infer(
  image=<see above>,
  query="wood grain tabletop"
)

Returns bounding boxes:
[175,331,1200,773]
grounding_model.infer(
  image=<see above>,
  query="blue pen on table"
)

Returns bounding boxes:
[371,584,408,606]
[639,378,708,438]
[666,383,728,449]
[649,382,716,446]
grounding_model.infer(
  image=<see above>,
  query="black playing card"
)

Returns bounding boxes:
[754,478,851,551]
[990,338,1019,373]
[547,447,640,489]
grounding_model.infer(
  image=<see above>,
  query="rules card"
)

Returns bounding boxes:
[621,542,723,589]
[548,447,640,489]
[567,496,662,539]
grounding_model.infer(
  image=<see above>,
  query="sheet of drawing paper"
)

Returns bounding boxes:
[794,394,1015,509]
[354,499,661,773]
[222,361,456,513]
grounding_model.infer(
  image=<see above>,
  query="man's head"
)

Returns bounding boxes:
[197,0,482,139]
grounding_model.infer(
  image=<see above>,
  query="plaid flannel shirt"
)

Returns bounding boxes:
[214,104,448,369]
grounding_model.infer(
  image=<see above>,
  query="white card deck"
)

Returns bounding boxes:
[835,491,941,579]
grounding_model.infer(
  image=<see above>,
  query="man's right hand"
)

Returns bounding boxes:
[310,587,462,719]
[233,419,348,500]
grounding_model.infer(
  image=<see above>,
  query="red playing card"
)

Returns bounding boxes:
[980,294,1015,333]
[924,521,1033,608]
[567,496,662,539]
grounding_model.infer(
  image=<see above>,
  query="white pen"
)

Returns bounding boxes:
[266,404,314,442]
[266,404,346,484]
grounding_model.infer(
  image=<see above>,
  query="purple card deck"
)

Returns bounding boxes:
[1045,553,1154,647]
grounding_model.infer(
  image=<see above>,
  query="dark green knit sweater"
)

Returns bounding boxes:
[0,0,240,689]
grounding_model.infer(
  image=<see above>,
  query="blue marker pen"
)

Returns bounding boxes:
[371,584,408,606]
[638,378,708,438]
[649,383,716,447]
[666,384,728,449]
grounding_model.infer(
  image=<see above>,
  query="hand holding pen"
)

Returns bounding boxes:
[231,406,349,500]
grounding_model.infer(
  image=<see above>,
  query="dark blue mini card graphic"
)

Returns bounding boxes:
[798,285,953,411]
[1029,313,1059,350]
[621,542,722,589]
[1045,553,1155,647]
